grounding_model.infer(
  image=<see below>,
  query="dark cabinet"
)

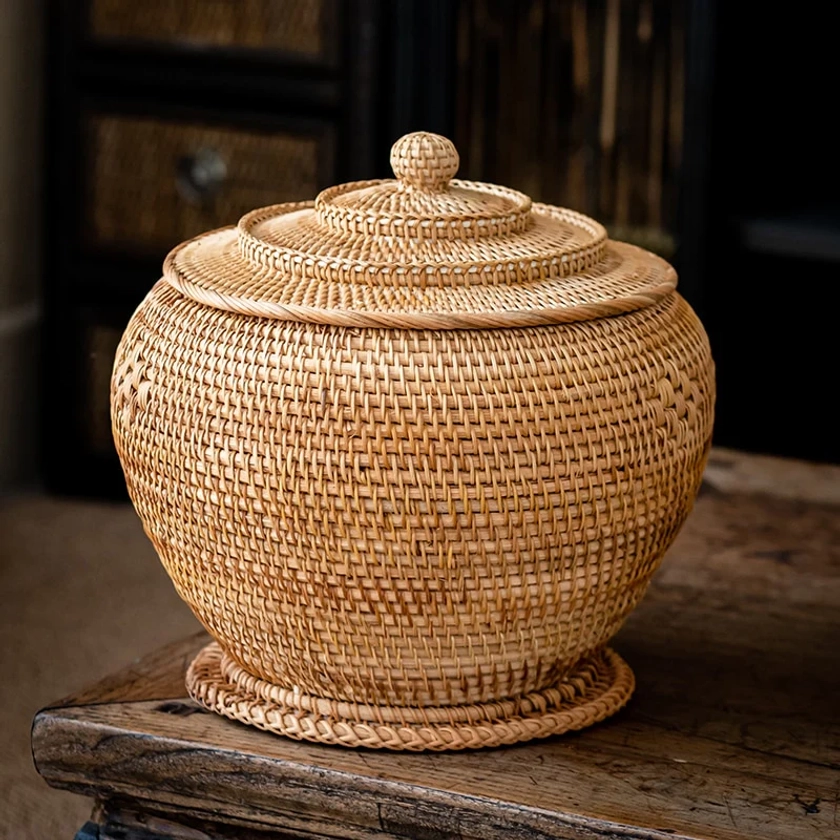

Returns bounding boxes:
[46,1,828,499]
[81,111,334,254]
[42,0,412,496]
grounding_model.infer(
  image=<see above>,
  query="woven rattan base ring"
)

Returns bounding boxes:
[186,643,635,751]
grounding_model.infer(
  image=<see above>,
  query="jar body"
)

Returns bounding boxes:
[112,280,714,707]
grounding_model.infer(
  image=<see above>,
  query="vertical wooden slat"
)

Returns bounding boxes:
[468,0,487,178]
[496,0,517,186]
[648,14,666,230]
[453,0,686,246]
[599,0,621,152]
[567,0,589,211]
[454,0,474,175]
[521,0,547,198]
[632,0,655,227]
[666,0,686,231]
[585,1,606,219]
[612,0,629,227]
[599,0,620,219]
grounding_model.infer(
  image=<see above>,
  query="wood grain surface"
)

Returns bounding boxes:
[32,461,840,840]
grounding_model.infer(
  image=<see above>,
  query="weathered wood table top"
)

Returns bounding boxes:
[33,450,840,840]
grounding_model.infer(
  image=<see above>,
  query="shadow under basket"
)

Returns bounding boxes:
[186,643,634,751]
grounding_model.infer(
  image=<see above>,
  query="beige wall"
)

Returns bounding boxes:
[0,0,42,488]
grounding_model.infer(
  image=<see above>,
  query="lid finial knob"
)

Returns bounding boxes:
[390,132,459,192]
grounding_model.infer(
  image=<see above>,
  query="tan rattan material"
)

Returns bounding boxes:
[186,641,634,751]
[164,132,676,328]
[112,132,715,750]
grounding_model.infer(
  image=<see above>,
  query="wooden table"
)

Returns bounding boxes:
[33,450,840,840]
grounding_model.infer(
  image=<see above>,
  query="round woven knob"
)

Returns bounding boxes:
[390,132,459,191]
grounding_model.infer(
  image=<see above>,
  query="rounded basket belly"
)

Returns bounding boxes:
[112,281,714,707]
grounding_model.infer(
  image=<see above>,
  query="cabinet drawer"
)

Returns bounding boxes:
[83,114,334,254]
[88,0,339,64]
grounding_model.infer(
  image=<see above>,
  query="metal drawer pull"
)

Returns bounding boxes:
[176,147,227,204]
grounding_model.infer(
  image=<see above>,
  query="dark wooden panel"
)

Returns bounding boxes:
[43,302,139,498]
[454,0,685,258]
[80,318,123,455]
[40,0,391,498]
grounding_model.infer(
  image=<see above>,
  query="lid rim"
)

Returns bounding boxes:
[164,233,677,330]
[165,271,676,329]
[160,132,678,330]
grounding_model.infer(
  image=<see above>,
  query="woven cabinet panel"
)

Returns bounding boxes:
[84,115,331,254]
[112,282,714,708]
[88,0,338,60]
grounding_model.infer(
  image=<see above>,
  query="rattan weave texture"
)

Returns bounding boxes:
[112,132,714,749]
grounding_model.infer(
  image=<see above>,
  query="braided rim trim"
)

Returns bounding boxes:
[186,643,635,751]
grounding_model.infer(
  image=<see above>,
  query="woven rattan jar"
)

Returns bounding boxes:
[112,132,714,751]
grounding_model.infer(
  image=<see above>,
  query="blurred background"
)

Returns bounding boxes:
[1,0,838,496]
[1,0,838,835]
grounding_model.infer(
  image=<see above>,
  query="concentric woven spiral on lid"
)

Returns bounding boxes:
[163,132,678,328]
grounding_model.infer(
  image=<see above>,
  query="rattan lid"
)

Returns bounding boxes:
[164,132,676,328]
